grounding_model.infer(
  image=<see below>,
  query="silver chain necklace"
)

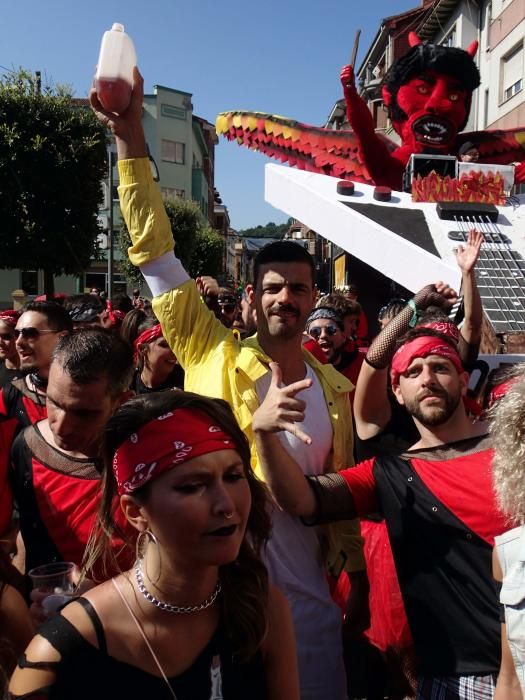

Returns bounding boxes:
[135,564,221,614]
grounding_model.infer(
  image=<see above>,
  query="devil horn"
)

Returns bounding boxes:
[408,32,422,47]
[466,40,478,57]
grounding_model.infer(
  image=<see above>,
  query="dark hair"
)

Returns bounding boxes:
[253,240,315,289]
[120,308,157,347]
[63,293,105,324]
[417,307,450,324]
[83,390,271,660]
[112,294,133,314]
[52,328,134,397]
[316,292,361,318]
[384,43,480,130]
[23,300,73,333]
[395,326,458,353]
[378,297,407,322]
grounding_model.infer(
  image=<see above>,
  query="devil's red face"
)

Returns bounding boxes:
[389,70,469,153]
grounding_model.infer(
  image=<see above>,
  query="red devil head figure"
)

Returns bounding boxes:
[382,32,480,155]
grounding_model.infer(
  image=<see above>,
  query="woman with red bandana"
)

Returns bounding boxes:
[122,310,184,393]
[0,311,21,388]
[10,391,298,700]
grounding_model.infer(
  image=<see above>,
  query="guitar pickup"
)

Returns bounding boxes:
[437,202,499,223]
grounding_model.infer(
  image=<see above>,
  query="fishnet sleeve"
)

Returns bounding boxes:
[301,473,356,525]
[366,305,413,369]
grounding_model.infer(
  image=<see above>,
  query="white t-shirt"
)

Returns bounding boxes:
[256,364,347,700]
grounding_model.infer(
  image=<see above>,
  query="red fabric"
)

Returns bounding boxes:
[341,448,506,545]
[0,310,20,326]
[113,408,238,495]
[21,395,47,425]
[0,422,13,534]
[419,321,460,344]
[133,323,163,360]
[390,336,463,387]
[487,379,517,408]
[340,459,379,516]
[30,456,131,578]
[303,337,327,364]
[330,520,413,652]
[357,310,368,346]
[32,458,102,567]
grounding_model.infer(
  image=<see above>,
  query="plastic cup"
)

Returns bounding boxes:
[28,562,77,616]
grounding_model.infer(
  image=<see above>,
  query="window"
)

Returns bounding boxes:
[161,187,185,200]
[161,140,185,164]
[21,270,38,296]
[502,44,523,102]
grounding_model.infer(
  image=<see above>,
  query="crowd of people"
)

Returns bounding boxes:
[0,68,524,700]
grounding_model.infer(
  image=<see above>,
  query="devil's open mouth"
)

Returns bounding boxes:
[412,116,452,146]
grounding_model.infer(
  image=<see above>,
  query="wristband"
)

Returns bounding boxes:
[407,299,419,328]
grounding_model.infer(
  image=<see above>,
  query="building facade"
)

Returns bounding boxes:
[0,85,221,306]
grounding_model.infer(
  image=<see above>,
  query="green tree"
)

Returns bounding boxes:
[118,197,223,285]
[188,226,224,279]
[237,218,292,239]
[0,69,108,295]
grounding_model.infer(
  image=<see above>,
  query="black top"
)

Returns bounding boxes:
[131,366,184,394]
[26,598,266,700]
[0,361,21,388]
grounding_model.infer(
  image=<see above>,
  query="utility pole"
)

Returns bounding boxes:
[107,146,115,300]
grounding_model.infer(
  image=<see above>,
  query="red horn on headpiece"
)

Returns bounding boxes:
[466,40,478,57]
[408,32,422,47]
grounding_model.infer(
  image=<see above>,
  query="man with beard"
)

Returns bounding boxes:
[253,328,507,700]
[90,70,367,700]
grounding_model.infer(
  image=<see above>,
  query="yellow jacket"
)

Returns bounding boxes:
[118,157,365,573]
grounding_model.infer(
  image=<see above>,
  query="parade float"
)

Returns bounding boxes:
[216,33,525,359]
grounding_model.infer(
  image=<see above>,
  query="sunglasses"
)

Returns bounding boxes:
[14,328,59,341]
[309,324,340,340]
[221,304,237,314]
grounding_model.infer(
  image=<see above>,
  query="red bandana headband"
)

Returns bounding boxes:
[0,310,20,327]
[390,336,463,387]
[133,324,163,360]
[113,408,239,495]
[419,321,460,344]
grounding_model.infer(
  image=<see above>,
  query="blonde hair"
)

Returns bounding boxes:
[491,366,525,522]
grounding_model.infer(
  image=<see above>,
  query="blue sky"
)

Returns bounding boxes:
[1,0,414,229]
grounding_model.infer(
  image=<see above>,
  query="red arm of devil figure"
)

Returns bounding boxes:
[340,65,406,189]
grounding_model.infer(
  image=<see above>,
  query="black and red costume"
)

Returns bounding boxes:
[11,423,129,576]
[309,434,507,676]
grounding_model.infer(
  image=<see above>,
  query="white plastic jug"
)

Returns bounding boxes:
[95,23,137,114]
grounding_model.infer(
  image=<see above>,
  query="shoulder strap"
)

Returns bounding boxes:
[75,597,107,654]
[111,578,178,700]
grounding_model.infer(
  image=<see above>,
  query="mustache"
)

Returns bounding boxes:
[269,304,299,316]
[417,388,447,401]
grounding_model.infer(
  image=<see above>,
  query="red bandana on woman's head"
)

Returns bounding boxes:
[133,324,163,361]
[390,336,464,387]
[0,310,20,327]
[419,321,460,344]
[113,409,239,495]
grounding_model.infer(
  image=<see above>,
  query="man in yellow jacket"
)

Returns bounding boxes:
[91,70,366,700]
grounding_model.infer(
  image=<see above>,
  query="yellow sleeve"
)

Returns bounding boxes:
[118,158,173,266]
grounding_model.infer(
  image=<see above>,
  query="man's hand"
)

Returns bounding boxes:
[89,67,147,158]
[252,362,312,444]
[413,282,458,310]
[455,229,484,274]
[196,276,220,298]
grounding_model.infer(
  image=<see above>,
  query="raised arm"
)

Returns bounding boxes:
[455,229,483,358]
[353,284,457,440]
[90,68,230,372]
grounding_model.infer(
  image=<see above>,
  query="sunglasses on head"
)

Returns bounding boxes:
[309,324,340,340]
[14,328,59,341]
